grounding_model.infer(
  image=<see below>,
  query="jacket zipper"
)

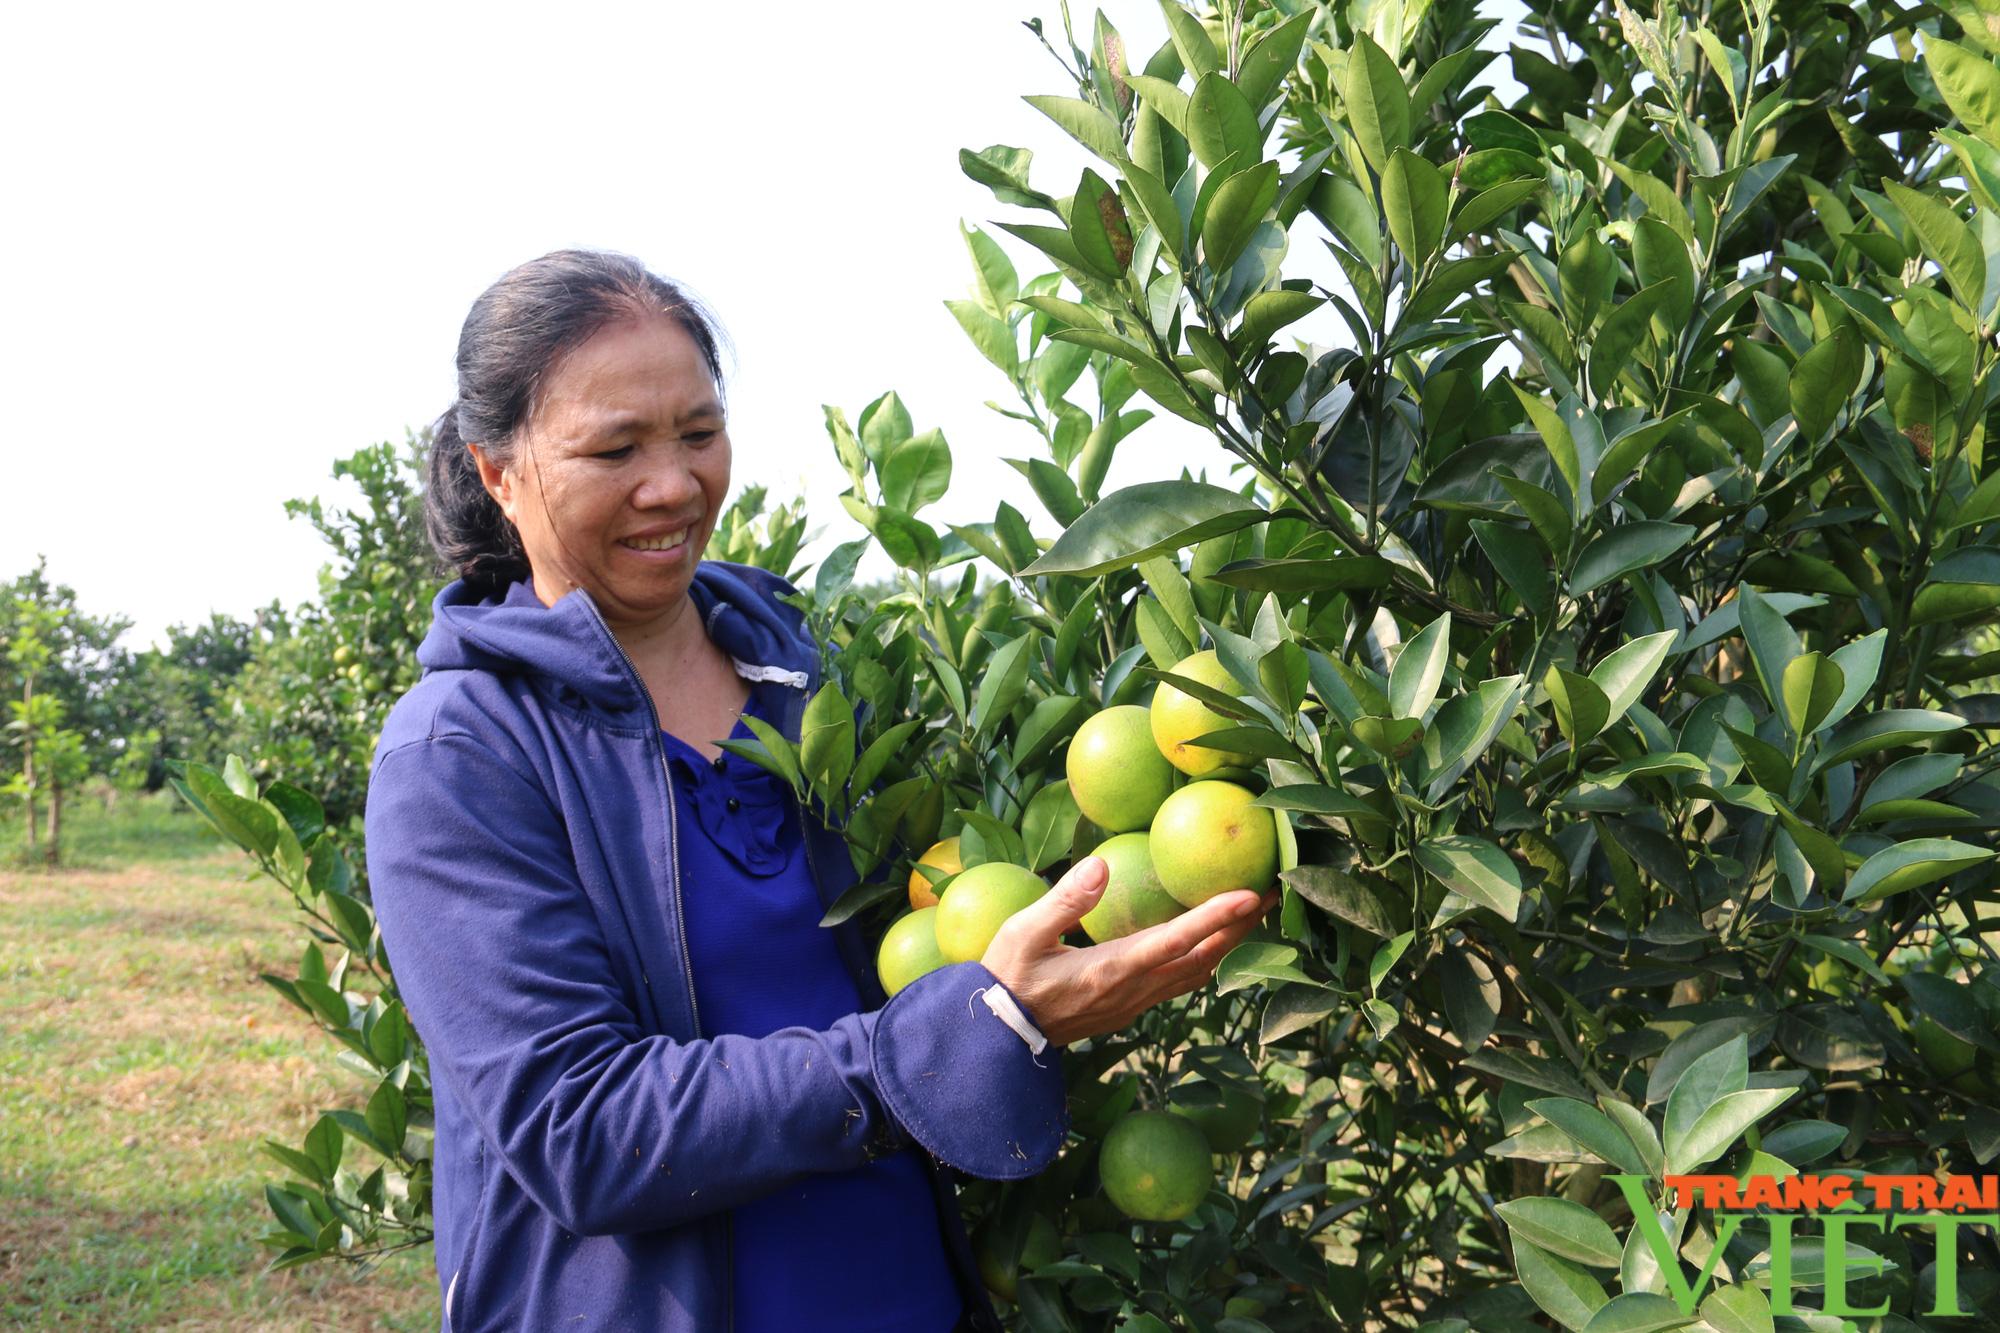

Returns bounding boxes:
[576,593,733,1333]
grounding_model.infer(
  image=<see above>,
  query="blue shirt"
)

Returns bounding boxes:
[664,681,964,1333]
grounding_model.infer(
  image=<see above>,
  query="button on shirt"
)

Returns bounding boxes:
[662,682,963,1333]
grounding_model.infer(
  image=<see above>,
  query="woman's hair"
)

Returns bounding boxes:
[424,249,730,590]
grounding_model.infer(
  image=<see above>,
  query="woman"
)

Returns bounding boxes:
[366,249,1275,1333]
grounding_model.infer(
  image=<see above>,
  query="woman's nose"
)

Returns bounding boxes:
[631,453,701,510]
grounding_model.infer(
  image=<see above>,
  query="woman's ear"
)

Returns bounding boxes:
[468,443,518,522]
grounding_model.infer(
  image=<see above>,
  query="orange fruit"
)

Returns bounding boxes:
[907,836,962,910]
[1078,832,1184,944]
[934,861,1048,963]
[876,908,947,997]
[1067,705,1176,832]
[1151,650,1253,776]
[1099,1110,1213,1222]
[1149,780,1278,907]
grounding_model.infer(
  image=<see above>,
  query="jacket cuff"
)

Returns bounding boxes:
[869,961,1069,1179]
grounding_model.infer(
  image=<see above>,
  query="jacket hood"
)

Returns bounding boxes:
[416,561,818,722]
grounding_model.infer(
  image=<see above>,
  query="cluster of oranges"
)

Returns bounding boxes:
[876,648,1282,997]
[873,649,1284,1249]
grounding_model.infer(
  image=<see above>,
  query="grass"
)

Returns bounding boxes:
[0,791,439,1330]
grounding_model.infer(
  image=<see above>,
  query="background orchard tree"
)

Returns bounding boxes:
[4,597,93,866]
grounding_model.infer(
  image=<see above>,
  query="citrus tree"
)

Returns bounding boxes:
[734,0,2000,1324]
[181,0,2000,1324]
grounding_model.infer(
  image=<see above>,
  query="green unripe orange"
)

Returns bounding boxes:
[935,861,1048,963]
[1079,832,1185,944]
[1150,780,1278,908]
[1066,705,1176,832]
[1150,650,1253,776]
[1099,1109,1214,1222]
[876,908,948,997]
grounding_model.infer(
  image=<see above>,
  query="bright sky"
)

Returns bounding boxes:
[2,0,1527,650]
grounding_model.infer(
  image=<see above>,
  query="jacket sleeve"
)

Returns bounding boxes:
[365,730,1068,1238]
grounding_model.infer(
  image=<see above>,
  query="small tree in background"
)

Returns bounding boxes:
[4,597,92,866]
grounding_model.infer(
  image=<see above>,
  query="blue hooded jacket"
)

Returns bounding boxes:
[364,562,1069,1332]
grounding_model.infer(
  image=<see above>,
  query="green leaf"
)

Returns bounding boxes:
[879,428,953,513]
[946,300,1018,377]
[1202,161,1280,272]
[1698,1283,1773,1333]
[1509,384,1581,505]
[1024,95,1130,169]
[1822,630,1885,732]
[1414,835,1522,920]
[1383,148,1448,268]
[1022,481,1267,576]
[1844,837,1995,903]
[1583,1292,1700,1333]
[1514,1238,1611,1330]
[1282,864,1400,936]
[1814,708,1967,772]
[1471,519,1552,615]
[1663,1036,1747,1161]
[1926,37,2000,147]
[960,223,1019,318]
[1389,613,1452,719]
[1495,1196,1624,1267]
[1788,328,1862,442]
[1544,666,1611,748]
[1216,940,1314,994]
[1239,288,1321,345]
[1886,181,1987,311]
[1261,983,1343,1043]
[1912,546,2000,626]
[720,721,804,798]
[264,1184,321,1244]
[1021,780,1083,872]
[364,1079,408,1155]
[1185,73,1258,170]
[1588,281,1676,401]
[1239,10,1310,106]
[1667,1088,1797,1174]
[1069,168,1135,279]
[799,684,856,798]
[851,719,924,798]
[1588,631,1677,731]
[1570,523,1693,595]
[961,144,1056,212]
[1351,714,1425,757]
[970,632,1036,738]
[1159,0,1219,79]
[1123,163,1186,260]
[1735,584,1802,714]
[1779,652,1845,739]
[1345,32,1410,173]
[1526,1098,1648,1174]
[1608,160,1692,243]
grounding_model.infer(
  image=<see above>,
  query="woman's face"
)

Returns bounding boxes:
[473,312,731,632]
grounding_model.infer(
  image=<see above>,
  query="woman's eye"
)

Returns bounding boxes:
[596,444,635,460]
[687,430,719,445]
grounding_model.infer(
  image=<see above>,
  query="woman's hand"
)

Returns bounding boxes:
[979,856,1278,1049]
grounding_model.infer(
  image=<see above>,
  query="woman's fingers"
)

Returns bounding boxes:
[1107,889,1271,975]
[994,856,1108,953]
